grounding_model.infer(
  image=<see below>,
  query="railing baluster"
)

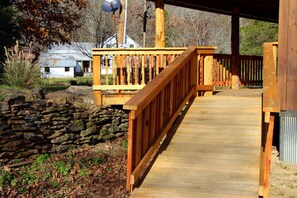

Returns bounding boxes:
[127,56,131,85]
[105,55,109,85]
[141,55,145,85]
[112,55,116,85]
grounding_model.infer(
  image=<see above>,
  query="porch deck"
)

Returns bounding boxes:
[130,89,262,197]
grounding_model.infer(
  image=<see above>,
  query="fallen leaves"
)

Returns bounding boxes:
[0,137,129,197]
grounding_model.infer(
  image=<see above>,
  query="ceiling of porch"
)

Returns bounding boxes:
[150,0,279,23]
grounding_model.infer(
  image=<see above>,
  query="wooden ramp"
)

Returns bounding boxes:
[130,90,262,198]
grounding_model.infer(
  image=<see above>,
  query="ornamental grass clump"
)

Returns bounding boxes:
[2,41,40,89]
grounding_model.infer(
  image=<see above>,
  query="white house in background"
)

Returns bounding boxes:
[101,35,141,75]
[39,36,140,77]
[102,34,141,48]
[39,42,95,78]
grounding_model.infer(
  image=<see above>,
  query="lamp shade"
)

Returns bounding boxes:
[102,0,121,12]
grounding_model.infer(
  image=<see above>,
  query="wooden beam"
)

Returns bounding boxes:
[117,0,126,47]
[263,42,279,113]
[285,0,297,110]
[278,0,297,111]
[93,85,145,90]
[231,6,240,89]
[196,85,214,91]
[155,0,165,47]
[93,55,102,106]
[92,47,216,55]
[278,0,288,111]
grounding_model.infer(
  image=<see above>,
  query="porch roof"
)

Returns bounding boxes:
[149,0,279,23]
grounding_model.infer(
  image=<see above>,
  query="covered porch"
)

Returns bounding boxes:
[92,0,297,197]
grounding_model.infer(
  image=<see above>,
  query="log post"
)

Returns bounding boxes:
[116,1,127,89]
[155,0,165,47]
[231,6,240,89]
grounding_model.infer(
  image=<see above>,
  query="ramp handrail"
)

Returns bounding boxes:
[123,46,216,191]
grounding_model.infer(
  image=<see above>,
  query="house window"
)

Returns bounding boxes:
[65,67,70,72]
[130,44,134,48]
[45,67,50,73]
[106,44,111,48]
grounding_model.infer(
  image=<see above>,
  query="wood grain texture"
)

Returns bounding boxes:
[130,90,262,198]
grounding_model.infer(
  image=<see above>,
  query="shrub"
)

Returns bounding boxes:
[2,41,40,89]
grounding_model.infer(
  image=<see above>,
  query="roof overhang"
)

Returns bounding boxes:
[149,0,279,23]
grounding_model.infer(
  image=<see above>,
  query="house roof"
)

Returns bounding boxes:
[39,53,77,67]
[103,34,141,48]
[49,42,95,59]
[39,42,94,67]
[149,0,279,23]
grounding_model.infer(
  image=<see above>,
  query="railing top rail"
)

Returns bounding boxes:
[92,46,217,55]
[214,54,263,58]
[265,41,278,46]
[123,46,215,113]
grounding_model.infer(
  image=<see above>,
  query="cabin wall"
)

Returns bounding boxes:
[278,0,297,111]
[278,0,297,164]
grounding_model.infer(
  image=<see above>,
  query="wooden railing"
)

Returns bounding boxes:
[92,48,264,105]
[92,48,186,105]
[92,49,263,105]
[213,54,263,87]
[259,42,279,198]
[123,46,216,191]
[213,54,232,87]
[240,55,263,86]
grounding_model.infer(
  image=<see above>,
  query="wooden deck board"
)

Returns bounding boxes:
[130,90,262,198]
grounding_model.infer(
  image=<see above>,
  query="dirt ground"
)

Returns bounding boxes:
[0,136,129,198]
[270,147,297,198]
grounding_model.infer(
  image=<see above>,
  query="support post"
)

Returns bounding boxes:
[278,0,297,164]
[117,0,126,47]
[116,0,127,88]
[204,55,213,96]
[278,0,297,111]
[231,6,240,89]
[259,112,275,198]
[93,55,102,106]
[155,0,165,47]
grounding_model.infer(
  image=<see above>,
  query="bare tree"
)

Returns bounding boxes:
[165,5,231,53]
[72,0,231,52]
[73,0,117,47]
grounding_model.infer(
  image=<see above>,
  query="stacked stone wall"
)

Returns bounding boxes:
[0,95,128,164]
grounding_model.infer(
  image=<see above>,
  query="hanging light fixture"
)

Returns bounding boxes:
[101,0,121,13]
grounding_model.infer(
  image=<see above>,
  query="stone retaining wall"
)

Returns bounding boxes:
[0,95,128,165]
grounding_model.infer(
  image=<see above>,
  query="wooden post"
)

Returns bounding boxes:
[263,42,279,113]
[93,54,102,106]
[126,111,135,191]
[278,0,297,111]
[117,0,125,47]
[259,112,275,198]
[231,6,240,89]
[155,0,165,47]
[116,0,126,89]
[204,55,213,96]
[259,42,279,197]
[192,52,198,98]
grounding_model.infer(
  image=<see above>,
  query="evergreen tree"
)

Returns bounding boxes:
[240,20,278,56]
[0,0,19,63]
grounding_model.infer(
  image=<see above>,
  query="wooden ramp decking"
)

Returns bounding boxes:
[130,89,262,198]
